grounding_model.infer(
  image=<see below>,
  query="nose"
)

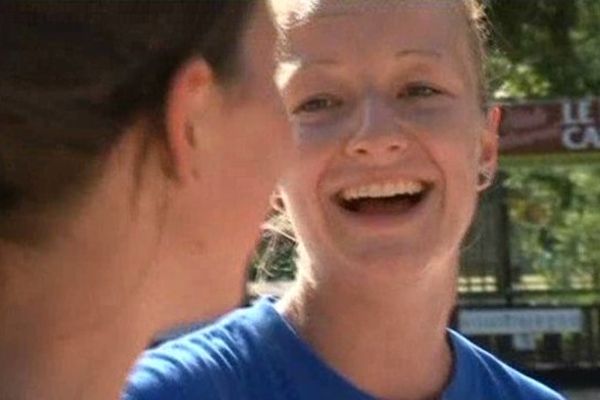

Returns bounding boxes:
[345,95,410,164]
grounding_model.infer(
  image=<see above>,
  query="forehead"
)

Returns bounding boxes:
[278,0,469,59]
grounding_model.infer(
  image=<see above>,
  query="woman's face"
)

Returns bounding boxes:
[276,0,498,280]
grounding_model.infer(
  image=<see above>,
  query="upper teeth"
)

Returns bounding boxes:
[340,180,425,201]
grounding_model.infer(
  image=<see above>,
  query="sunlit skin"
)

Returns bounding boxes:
[274,1,499,399]
[0,2,291,400]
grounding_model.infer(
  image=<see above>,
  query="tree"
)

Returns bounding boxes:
[488,0,600,99]
[504,165,600,289]
[486,0,600,293]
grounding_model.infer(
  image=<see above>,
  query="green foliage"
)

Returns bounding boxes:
[505,165,600,288]
[249,230,297,282]
[249,212,298,282]
[488,0,600,99]
[491,0,600,291]
[488,50,552,99]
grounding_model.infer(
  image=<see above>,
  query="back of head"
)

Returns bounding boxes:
[0,1,255,243]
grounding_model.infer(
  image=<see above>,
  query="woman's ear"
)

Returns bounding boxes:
[477,106,501,191]
[164,58,214,184]
[270,189,286,212]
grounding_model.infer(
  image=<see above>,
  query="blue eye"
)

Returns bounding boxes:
[293,96,342,114]
[399,84,442,98]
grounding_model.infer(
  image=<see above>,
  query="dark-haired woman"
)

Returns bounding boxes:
[0,2,290,399]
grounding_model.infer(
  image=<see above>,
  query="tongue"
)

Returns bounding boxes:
[354,196,417,215]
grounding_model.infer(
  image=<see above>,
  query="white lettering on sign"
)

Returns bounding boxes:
[458,309,583,335]
[562,100,594,124]
[561,100,599,150]
[562,125,600,150]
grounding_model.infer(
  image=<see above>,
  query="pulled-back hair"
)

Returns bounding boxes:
[0,1,255,242]
[461,0,490,107]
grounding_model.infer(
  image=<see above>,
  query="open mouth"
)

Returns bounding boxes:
[335,180,430,215]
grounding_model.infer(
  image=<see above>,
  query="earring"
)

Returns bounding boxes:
[478,168,493,188]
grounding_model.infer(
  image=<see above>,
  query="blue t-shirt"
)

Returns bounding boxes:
[124,297,565,400]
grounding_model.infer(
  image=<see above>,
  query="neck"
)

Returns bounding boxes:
[279,259,457,400]
[0,217,155,400]
[0,127,187,400]
[0,308,148,400]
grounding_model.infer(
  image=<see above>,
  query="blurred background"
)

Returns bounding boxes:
[248,1,600,398]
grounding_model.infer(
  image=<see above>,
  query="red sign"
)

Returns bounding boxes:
[499,98,600,155]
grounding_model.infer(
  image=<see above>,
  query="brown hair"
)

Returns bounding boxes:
[0,1,256,242]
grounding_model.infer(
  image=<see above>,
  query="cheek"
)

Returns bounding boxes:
[442,152,480,241]
[279,188,314,251]
[286,123,344,189]
[423,127,481,197]
[424,135,481,246]
[414,103,482,136]
[293,111,358,148]
[445,144,479,188]
[280,165,326,235]
[419,105,484,174]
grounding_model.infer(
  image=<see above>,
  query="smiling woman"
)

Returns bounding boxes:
[124,1,564,400]
[274,0,495,285]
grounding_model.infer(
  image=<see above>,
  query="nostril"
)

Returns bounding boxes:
[347,137,408,158]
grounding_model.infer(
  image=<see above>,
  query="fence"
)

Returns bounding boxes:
[458,170,600,370]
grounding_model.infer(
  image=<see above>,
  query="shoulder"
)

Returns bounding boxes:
[123,300,280,400]
[446,330,565,400]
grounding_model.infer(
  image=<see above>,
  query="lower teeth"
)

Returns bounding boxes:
[342,193,423,213]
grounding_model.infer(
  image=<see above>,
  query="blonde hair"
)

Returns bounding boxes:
[268,0,319,29]
[461,0,490,107]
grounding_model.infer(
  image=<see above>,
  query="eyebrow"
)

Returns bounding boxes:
[277,48,444,77]
[395,49,442,59]
[281,49,441,66]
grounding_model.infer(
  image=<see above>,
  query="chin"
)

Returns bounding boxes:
[333,243,425,277]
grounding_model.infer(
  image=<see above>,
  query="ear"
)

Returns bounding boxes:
[164,58,214,184]
[477,105,501,191]
[270,188,286,212]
